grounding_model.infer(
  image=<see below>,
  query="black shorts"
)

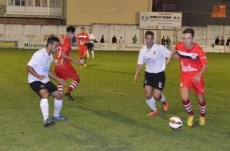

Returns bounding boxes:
[87,43,94,50]
[143,71,166,91]
[29,81,58,95]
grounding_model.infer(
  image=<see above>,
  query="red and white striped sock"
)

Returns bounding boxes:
[58,84,63,94]
[199,101,206,117]
[67,80,78,93]
[183,100,194,116]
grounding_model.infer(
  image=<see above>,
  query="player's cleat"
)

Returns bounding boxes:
[147,110,158,116]
[187,115,194,127]
[43,118,55,127]
[199,117,205,126]
[52,114,67,121]
[65,92,75,101]
[162,101,168,112]
[83,64,87,68]
[80,65,84,69]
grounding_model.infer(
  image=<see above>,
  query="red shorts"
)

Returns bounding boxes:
[180,73,205,95]
[78,46,87,57]
[54,65,80,82]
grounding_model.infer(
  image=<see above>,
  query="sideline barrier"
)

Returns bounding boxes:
[0,41,18,48]
[17,41,230,53]
[19,41,46,49]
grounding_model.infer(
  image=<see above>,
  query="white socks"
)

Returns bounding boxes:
[91,50,94,58]
[87,50,89,57]
[146,97,157,111]
[40,99,49,121]
[160,94,166,103]
[53,99,63,117]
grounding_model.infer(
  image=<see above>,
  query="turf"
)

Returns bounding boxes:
[0,49,230,151]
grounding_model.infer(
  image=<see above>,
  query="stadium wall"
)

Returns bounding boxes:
[66,0,152,25]
[1,24,230,51]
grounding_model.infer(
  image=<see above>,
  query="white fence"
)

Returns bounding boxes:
[0,24,230,46]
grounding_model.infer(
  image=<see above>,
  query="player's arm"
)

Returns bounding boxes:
[60,51,82,65]
[194,64,208,82]
[48,70,66,86]
[194,50,208,82]
[166,48,178,66]
[134,64,143,85]
[26,65,45,80]
[26,54,46,80]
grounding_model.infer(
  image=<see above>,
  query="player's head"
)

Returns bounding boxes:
[182,28,194,49]
[89,29,92,34]
[66,26,75,39]
[81,27,85,34]
[46,36,60,54]
[145,30,154,48]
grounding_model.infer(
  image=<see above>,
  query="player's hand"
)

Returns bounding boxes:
[193,75,201,82]
[57,79,66,86]
[38,75,46,81]
[165,58,171,66]
[134,74,138,85]
[73,59,82,65]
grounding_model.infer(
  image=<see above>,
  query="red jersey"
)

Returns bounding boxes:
[175,42,207,75]
[55,36,72,66]
[76,33,89,46]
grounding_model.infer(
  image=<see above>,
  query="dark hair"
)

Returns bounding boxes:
[145,30,154,37]
[47,36,59,46]
[66,26,75,33]
[81,27,85,30]
[183,28,195,37]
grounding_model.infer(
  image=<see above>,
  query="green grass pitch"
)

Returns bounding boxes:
[0,49,230,151]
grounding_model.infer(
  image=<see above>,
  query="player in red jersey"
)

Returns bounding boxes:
[76,27,89,68]
[54,26,82,101]
[166,28,208,127]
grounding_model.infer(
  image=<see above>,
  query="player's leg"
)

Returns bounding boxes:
[144,85,158,116]
[144,72,158,116]
[64,66,80,101]
[29,81,55,127]
[87,43,90,58]
[180,75,195,126]
[83,47,87,67]
[79,47,84,68]
[90,43,95,58]
[152,72,168,112]
[193,77,206,126]
[47,81,67,121]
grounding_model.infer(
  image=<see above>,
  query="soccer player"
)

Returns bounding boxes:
[166,28,208,127]
[54,26,82,101]
[26,36,67,127]
[134,30,173,116]
[76,27,89,68]
[87,29,95,58]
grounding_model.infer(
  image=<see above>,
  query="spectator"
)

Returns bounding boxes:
[112,35,117,43]
[119,36,124,44]
[132,35,137,44]
[100,35,104,43]
[161,36,166,46]
[215,36,220,45]
[165,36,171,50]
[220,37,225,45]
[226,37,230,46]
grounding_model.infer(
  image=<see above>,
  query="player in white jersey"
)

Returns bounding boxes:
[87,29,95,58]
[26,36,67,127]
[134,30,177,116]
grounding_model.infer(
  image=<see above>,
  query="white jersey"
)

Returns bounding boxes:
[137,44,170,73]
[27,48,53,83]
[88,33,95,43]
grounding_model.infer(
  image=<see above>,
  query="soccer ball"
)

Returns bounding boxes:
[169,116,183,130]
